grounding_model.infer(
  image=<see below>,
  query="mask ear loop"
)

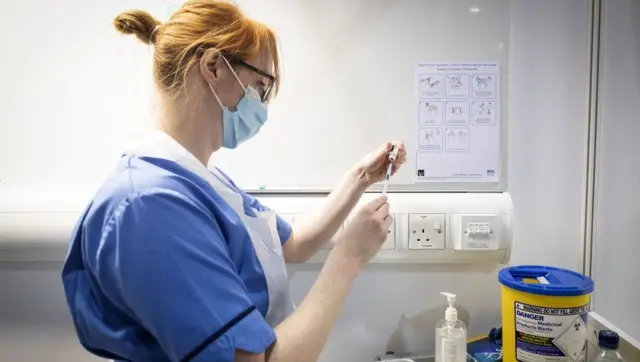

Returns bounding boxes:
[208,82,224,108]
[222,56,247,92]
[207,55,247,108]
[209,55,248,108]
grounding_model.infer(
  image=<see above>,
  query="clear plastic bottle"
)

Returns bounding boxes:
[435,292,467,362]
[591,330,625,362]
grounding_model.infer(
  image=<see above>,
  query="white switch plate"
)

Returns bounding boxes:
[453,214,501,250]
[381,215,396,250]
[408,213,446,249]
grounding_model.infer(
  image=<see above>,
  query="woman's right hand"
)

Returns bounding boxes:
[336,195,392,268]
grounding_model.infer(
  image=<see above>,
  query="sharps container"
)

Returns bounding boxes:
[498,265,594,362]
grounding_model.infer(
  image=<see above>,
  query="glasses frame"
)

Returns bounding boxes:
[228,57,276,103]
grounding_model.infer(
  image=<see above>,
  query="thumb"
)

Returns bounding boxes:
[379,142,393,156]
[367,195,388,211]
[364,143,391,169]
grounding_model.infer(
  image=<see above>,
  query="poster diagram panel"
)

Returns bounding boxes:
[446,74,470,98]
[445,101,470,126]
[445,127,470,153]
[418,74,443,99]
[472,74,497,98]
[418,128,443,152]
[415,62,500,183]
[419,101,443,126]
[471,101,497,126]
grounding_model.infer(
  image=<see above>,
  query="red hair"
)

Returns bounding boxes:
[113,0,280,98]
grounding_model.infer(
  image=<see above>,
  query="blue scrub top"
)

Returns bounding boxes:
[61,155,292,362]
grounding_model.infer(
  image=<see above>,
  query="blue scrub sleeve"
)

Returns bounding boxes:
[100,189,275,362]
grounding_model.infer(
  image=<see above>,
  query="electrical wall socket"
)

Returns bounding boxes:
[408,213,446,249]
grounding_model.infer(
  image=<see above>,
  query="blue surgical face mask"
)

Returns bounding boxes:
[209,57,269,149]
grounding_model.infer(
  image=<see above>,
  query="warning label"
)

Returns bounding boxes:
[514,302,588,362]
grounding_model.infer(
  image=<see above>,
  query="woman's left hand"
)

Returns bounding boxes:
[355,141,407,187]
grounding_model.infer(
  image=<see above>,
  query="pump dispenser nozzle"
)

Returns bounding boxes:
[440,292,458,322]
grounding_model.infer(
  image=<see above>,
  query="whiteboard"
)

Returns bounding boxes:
[0,0,510,198]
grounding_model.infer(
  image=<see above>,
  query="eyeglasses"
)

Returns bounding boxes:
[229,58,276,103]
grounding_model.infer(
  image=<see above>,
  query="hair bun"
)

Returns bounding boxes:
[114,10,162,45]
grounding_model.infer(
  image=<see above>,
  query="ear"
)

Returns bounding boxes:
[199,48,223,86]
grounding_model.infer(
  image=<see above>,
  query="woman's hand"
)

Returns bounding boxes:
[335,195,391,268]
[354,141,407,187]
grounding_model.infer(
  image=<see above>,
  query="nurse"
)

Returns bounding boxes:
[61,1,407,362]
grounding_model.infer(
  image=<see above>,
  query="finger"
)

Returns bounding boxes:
[368,143,392,167]
[367,195,388,211]
[375,202,390,218]
[391,163,401,175]
[391,155,406,174]
[396,143,406,158]
[380,142,393,156]
[397,144,407,163]
[384,214,393,229]
[395,154,407,169]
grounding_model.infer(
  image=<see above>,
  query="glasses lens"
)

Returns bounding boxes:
[230,58,275,103]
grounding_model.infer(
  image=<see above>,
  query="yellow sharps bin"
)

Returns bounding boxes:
[499,265,594,362]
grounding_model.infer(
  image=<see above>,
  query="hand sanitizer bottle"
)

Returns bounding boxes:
[435,292,467,362]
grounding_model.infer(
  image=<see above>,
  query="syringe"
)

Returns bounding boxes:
[382,145,398,195]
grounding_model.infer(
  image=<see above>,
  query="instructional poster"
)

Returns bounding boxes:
[415,62,500,183]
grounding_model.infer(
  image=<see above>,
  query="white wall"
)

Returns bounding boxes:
[592,0,640,347]
[507,0,591,270]
[0,1,592,361]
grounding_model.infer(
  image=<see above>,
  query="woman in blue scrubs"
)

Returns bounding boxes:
[62,1,407,362]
